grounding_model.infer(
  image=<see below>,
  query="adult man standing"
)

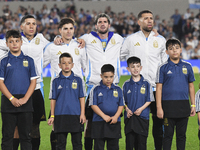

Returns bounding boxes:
[80,13,124,150]
[121,10,168,150]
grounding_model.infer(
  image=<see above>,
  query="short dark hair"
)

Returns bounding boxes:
[6,30,21,41]
[138,10,153,19]
[58,17,75,29]
[101,64,115,74]
[20,14,35,25]
[94,13,111,25]
[166,38,181,50]
[59,52,73,63]
[127,56,141,67]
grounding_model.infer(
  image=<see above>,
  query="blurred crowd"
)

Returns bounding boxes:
[1,3,200,60]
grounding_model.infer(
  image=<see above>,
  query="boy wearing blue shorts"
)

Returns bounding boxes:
[156,38,196,150]
[89,64,124,150]
[48,52,86,150]
[0,30,38,150]
[123,56,153,150]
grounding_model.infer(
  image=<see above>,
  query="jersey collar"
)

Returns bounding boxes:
[130,75,144,85]
[8,51,24,59]
[91,31,114,43]
[21,32,37,41]
[168,58,182,66]
[59,71,74,80]
[100,80,115,89]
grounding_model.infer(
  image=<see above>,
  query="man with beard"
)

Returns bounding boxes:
[121,10,168,150]
[80,13,124,150]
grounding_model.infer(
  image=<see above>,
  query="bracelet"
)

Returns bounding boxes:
[50,115,55,118]
[191,105,196,107]
[9,96,14,101]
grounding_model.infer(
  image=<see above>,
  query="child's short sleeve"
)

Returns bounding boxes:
[118,88,125,106]
[146,82,155,102]
[188,64,195,83]
[51,79,57,100]
[195,90,200,112]
[79,77,86,98]
[156,65,164,84]
[0,59,5,80]
[89,86,97,106]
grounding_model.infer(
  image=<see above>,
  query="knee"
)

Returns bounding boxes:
[30,123,40,138]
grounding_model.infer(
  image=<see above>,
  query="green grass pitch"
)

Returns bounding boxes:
[0,74,200,150]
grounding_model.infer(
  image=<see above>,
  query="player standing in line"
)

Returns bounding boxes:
[121,10,168,150]
[80,13,124,150]
[43,17,86,150]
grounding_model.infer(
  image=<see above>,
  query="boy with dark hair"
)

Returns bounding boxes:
[123,56,153,150]
[89,64,124,150]
[0,30,38,150]
[48,52,86,150]
[156,38,195,150]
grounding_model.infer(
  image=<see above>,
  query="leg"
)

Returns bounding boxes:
[50,130,57,150]
[163,118,175,150]
[151,92,163,150]
[137,134,147,150]
[176,117,188,150]
[13,126,20,150]
[56,133,67,150]
[31,89,46,150]
[17,112,32,150]
[94,138,105,150]
[84,119,93,150]
[126,131,136,150]
[71,132,82,150]
[107,138,119,150]
[1,113,17,150]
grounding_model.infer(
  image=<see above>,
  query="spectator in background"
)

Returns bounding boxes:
[171,9,181,39]
[184,8,191,20]
[182,44,193,60]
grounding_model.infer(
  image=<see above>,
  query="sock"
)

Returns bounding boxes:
[50,130,57,150]
[13,138,20,150]
[31,138,40,150]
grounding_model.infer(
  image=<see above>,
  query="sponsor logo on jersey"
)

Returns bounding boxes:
[127,89,131,94]
[72,79,77,89]
[98,92,103,96]
[91,40,97,43]
[58,85,63,89]
[75,48,79,55]
[56,51,62,55]
[35,38,40,45]
[134,42,140,46]
[111,38,116,45]
[182,65,187,74]
[113,89,118,97]
[140,85,145,94]
[153,40,158,48]
[167,70,172,74]
[23,59,28,67]
[7,63,11,67]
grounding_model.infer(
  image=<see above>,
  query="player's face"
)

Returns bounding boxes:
[59,57,74,74]
[166,44,182,61]
[59,23,74,41]
[101,71,114,88]
[95,17,110,34]
[20,18,37,38]
[138,13,154,32]
[127,63,142,77]
[6,37,22,54]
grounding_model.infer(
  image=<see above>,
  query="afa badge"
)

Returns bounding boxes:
[113,89,118,97]
[75,48,79,55]
[153,40,158,48]
[111,38,116,45]
[72,80,77,89]
[35,38,40,45]
[23,59,28,67]
[140,85,146,94]
[182,65,187,74]
[102,42,106,49]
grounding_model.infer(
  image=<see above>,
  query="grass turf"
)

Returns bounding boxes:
[1,74,200,150]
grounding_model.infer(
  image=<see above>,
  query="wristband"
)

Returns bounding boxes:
[191,105,196,107]
[9,96,14,101]
[50,115,55,118]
